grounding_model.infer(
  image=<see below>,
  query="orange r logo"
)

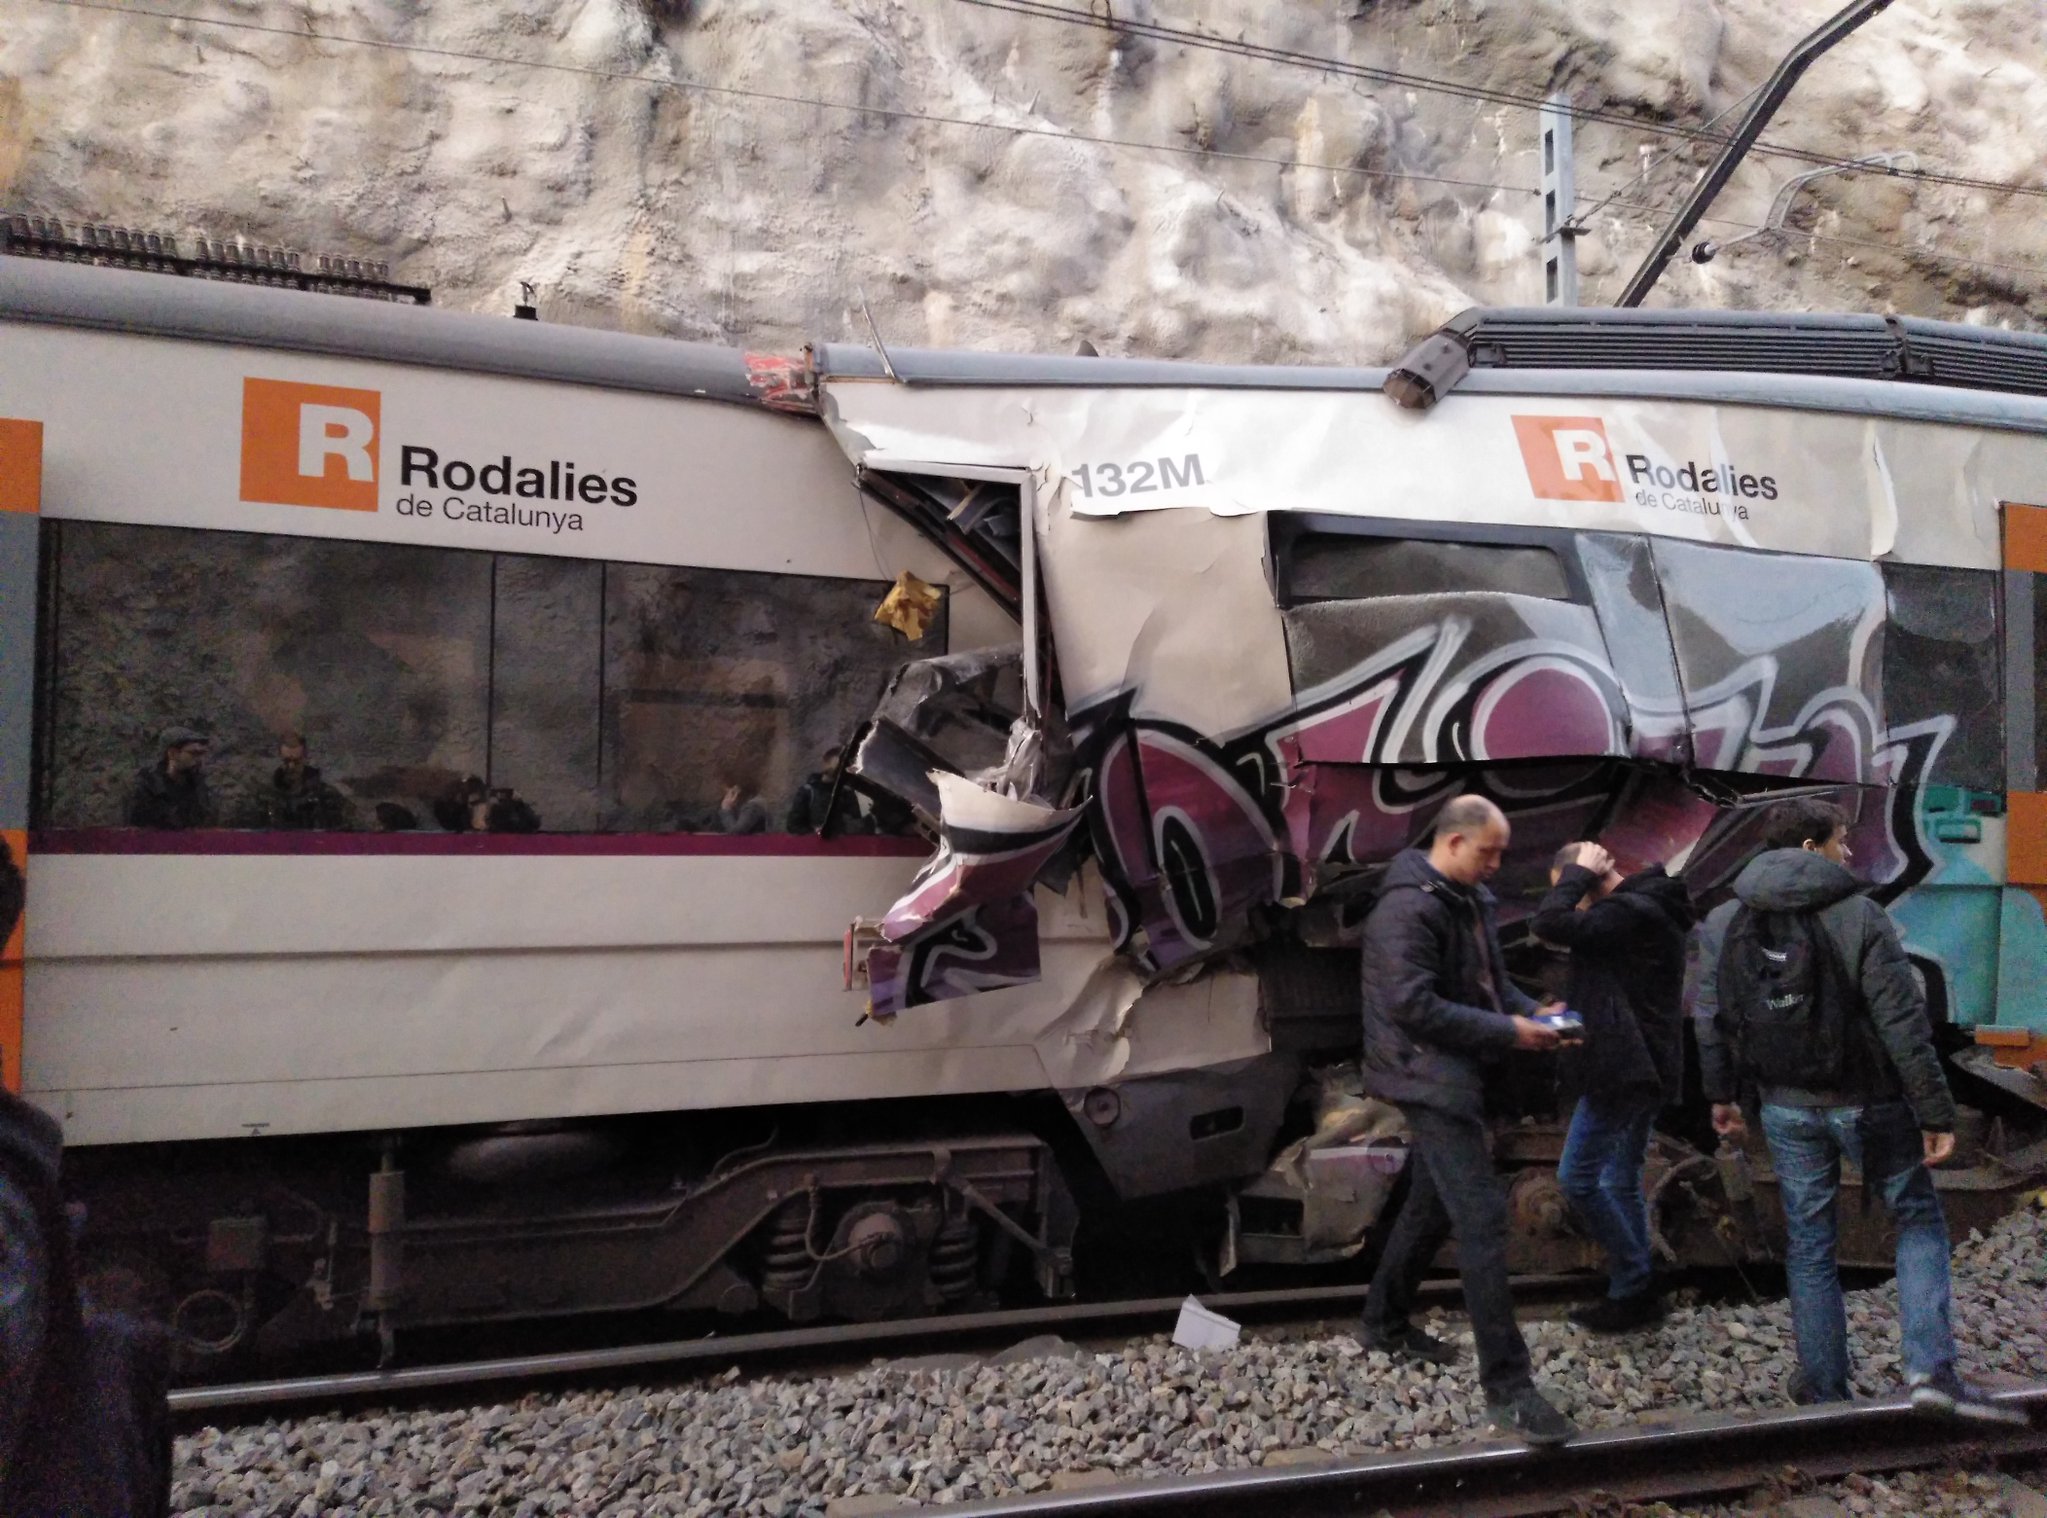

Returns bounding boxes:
[240,377,381,511]
[1512,415,1624,504]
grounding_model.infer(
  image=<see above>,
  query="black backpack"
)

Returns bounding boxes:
[1715,905,1858,1090]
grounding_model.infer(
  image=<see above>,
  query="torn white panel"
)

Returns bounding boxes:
[823,380,2037,570]
[1023,947,1268,1090]
[1041,493,1293,730]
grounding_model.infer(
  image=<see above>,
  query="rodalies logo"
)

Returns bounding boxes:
[1512,412,1777,521]
[240,378,380,511]
[238,375,635,537]
[1511,415,1624,503]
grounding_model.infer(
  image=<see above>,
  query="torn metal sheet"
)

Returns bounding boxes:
[822,380,2045,570]
[860,773,1084,1021]
[1232,1066,1411,1266]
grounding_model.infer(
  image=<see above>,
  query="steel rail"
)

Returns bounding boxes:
[171,1275,1591,1422]
[943,1385,2047,1517]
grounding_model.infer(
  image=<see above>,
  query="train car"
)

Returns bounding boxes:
[5,251,2047,1371]
[816,308,2047,1273]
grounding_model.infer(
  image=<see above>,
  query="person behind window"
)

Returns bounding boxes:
[711,781,768,835]
[785,745,871,836]
[433,775,541,834]
[124,726,215,830]
[482,786,542,834]
[431,775,487,833]
[259,732,355,831]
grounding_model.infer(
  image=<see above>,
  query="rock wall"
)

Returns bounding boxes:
[4,1,2043,361]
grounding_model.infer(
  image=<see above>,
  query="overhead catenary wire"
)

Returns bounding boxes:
[952,0,2047,206]
[26,0,1538,200]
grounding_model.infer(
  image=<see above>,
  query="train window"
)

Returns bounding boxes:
[1881,564,2003,794]
[40,521,494,833]
[599,562,943,833]
[1282,535,1571,604]
[35,521,943,837]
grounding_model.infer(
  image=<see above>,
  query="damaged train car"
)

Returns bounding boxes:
[7,246,2047,1374]
[820,309,2047,1275]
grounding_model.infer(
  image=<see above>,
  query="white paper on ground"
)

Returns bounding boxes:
[1172,1296,1242,1351]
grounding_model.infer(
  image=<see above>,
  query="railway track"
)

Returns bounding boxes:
[170,1274,1593,1423]
[167,1278,2047,1517]
[934,1386,2047,1516]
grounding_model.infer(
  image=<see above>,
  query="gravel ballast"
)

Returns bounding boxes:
[173,1200,2047,1516]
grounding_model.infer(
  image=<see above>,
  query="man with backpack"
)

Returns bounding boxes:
[0,835,173,1516]
[1695,797,2020,1425]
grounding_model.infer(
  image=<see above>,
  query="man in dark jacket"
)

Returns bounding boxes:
[124,726,214,830]
[1358,795,1577,1447]
[1533,842,1695,1331]
[1696,797,2018,1426]
[0,836,171,1515]
[259,732,354,831]
[785,746,870,836]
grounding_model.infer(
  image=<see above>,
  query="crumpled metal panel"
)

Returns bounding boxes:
[1575,532,1691,764]
[1282,597,1624,765]
[1652,540,1886,783]
[862,773,1085,1020]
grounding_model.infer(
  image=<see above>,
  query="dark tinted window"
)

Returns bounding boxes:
[1284,535,1570,603]
[1881,563,2002,794]
[38,520,940,834]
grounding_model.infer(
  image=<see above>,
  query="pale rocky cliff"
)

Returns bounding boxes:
[3,0,2043,361]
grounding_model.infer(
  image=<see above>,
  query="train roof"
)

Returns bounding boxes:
[0,255,765,405]
[816,307,2047,395]
[10,254,2047,433]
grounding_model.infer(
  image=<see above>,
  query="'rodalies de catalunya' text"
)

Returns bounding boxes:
[391,446,638,535]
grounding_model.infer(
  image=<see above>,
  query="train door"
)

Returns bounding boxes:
[1979,503,2047,1058]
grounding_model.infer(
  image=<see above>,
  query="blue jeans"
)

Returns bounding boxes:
[1557,1097,1657,1299]
[1761,1100,1957,1401]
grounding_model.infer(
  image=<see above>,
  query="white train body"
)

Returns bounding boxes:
[0,263,1265,1153]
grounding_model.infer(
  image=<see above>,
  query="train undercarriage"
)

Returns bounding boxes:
[65,1040,2047,1381]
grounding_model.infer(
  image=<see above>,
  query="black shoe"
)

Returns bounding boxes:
[1788,1368,1846,1407]
[1486,1386,1578,1448]
[1359,1322,1460,1368]
[1909,1367,2030,1429]
[1568,1290,1667,1334]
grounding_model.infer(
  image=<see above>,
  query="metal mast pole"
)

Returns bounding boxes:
[1540,94,1579,305]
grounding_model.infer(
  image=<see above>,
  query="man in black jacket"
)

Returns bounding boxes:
[1533,842,1695,1332]
[124,726,214,830]
[785,746,871,837]
[1696,797,2018,1426]
[259,733,354,831]
[1358,795,1577,1447]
